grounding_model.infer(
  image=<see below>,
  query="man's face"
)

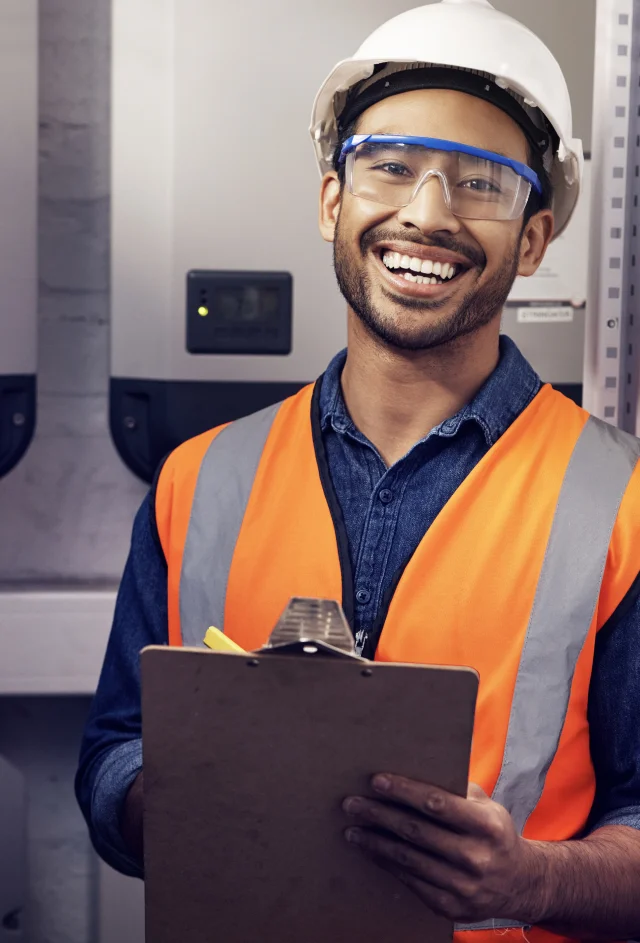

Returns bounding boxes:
[320,89,552,351]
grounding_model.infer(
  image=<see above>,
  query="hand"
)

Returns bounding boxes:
[342,774,549,925]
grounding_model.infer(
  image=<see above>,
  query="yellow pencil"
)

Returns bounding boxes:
[203,626,246,654]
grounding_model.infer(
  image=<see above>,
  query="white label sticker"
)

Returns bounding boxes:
[517,306,575,324]
[509,160,591,305]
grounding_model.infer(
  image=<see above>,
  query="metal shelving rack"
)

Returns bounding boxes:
[584,0,640,432]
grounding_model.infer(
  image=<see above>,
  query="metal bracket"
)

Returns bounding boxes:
[0,375,36,479]
[584,0,640,431]
[109,378,305,483]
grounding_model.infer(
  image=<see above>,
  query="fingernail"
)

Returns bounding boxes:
[343,798,362,815]
[345,828,362,844]
[373,775,391,794]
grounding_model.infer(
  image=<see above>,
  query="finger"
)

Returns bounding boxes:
[345,826,467,894]
[389,866,467,922]
[468,782,489,801]
[343,797,477,871]
[371,775,493,836]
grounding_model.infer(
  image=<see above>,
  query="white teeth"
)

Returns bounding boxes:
[381,251,460,281]
[405,273,442,287]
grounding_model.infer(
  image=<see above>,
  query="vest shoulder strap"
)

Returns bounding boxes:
[155,424,228,563]
[155,388,315,644]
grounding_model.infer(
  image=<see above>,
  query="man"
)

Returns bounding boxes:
[77,1,640,940]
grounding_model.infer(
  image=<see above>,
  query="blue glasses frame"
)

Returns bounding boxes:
[339,134,543,196]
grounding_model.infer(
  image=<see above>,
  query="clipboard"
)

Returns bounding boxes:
[141,600,478,943]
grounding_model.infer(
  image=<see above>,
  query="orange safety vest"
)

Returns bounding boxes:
[156,380,640,943]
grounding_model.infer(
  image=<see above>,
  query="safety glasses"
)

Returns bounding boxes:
[339,134,542,222]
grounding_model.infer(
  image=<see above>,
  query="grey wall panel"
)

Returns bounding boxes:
[0,756,26,941]
[0,2,145,934]
[0,0,38,477]
[496,0,595,150]
[0,697,95,943]
[0,0,146,580]
[98,863,144,943]
[0,0,37,377]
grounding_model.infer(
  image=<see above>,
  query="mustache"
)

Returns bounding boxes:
[361,227,486,270]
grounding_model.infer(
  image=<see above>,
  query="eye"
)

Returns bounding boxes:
[460,177,502,194]
[372,161,412,178]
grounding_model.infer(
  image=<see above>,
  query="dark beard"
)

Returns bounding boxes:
[333,219,520,352]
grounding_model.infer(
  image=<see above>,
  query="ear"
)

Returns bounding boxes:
[517,209,554,277]
[319,171,342,243]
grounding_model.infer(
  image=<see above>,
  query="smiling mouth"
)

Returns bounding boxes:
[378,249,468,286]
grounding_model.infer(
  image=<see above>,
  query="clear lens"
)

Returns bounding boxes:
[347,141,532,221]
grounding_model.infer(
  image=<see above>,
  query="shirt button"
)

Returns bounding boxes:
[442,420,457,434]
[356,588,371,605]
[379,489,394,505]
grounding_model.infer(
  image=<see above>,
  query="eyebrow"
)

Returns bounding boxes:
[366,131,517,162]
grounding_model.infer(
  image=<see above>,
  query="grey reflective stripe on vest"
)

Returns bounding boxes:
[179,402,282,647]
[457,416,640,934]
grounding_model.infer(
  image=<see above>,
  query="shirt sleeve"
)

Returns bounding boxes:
[588,580,640,832]
[74,491,168,877]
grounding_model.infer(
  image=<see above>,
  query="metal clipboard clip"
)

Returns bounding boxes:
[258,597,359,660]
[203,598,360,659]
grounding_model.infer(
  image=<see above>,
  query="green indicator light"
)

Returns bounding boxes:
[198,306,209,317]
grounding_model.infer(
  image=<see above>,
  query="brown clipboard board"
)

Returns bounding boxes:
[141,645,478,943]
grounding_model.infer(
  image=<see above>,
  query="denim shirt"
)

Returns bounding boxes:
[76,336,640,878]
[319,337,541,652]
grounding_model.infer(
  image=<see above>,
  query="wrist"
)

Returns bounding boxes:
[508,838,561,926]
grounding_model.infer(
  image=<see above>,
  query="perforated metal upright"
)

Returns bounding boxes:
[584,0,640,431]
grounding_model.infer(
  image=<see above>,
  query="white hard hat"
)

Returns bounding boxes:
[310,0,583,238]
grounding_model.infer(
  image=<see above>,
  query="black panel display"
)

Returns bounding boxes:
[186,270,292,355]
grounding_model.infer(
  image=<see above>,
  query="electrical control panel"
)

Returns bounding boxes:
[186,271,292,356]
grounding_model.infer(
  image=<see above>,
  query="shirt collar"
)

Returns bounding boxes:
[318,335,541,447]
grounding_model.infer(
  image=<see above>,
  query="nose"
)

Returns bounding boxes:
[395,171,462,236]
